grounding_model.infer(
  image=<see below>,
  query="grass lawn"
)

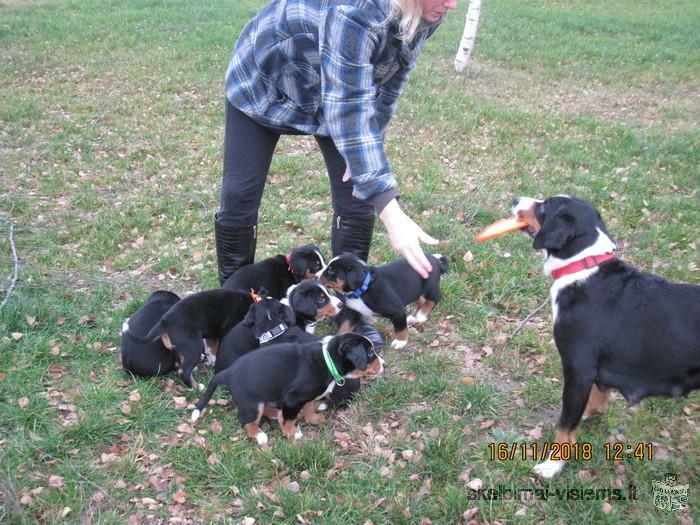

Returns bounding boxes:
[1,0,698,523]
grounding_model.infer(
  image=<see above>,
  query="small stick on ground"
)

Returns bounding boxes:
[509,297,548,340]
[0,221,18,312]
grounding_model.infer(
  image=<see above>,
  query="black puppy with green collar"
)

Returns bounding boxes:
[191,333,384,444]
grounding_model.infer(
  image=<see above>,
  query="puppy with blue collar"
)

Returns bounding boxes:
[318,253,449,349]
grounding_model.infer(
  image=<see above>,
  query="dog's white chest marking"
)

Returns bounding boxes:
[315,380,336,401]
[549,268,598,324]
[345,297,377,319]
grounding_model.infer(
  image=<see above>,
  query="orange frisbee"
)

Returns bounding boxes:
[475,217,528,243]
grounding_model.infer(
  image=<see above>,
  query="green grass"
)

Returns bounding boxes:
[1,0,699,523]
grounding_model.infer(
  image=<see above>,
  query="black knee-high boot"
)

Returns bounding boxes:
[331,212,374,262]
[214,215,257,286]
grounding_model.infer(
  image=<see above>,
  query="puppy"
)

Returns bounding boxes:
[512,195,700,478]
[121,290,180,377]
[214,294,319,373]
[283,279,343,331]
[318,253,449,348]
[222,243,326,299]
[122,289,252,389]
[191,333,384,444]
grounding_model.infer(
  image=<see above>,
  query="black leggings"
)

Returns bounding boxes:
[218,101,374,228]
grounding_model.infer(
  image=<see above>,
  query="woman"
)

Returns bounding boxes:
[215,0,457,284]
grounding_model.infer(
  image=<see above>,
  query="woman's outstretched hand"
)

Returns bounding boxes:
[379,199,439,278]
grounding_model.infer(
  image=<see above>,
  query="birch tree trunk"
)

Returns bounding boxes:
[453,0,482,72]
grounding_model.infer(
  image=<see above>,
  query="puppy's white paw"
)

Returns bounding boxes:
[316,402,329,412]
[293,430,303,441]
[121,319,130,334]
[191,409,201,423]
[407,313,427,325]
[256,431,269,445]
[198,383,205,392]
[533,459,565,479]
[390,339,408,349]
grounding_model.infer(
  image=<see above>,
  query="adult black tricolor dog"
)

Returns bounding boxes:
[512,195,700,478]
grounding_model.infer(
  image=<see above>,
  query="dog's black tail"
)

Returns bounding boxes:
[191,372,226,423]
[432,254,450,275]
[122,319,165,345]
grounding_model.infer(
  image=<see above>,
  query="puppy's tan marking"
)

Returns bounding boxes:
[301,402,324,425]
[279,417,301,440]
[205,338,220,357]
[317,302,340,319]
[244,403,268,445]
[161,333,174,350]
[409,298,436,323]
[262,404,280,420]
[336,320,354,334]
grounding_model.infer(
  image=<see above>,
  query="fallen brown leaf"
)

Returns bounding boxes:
[48,475,64,488]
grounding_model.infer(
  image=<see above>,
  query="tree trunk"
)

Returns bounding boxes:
[454,0,482,72]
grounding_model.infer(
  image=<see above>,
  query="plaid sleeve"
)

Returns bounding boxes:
[373,64,413,133]
[319,6,396,201]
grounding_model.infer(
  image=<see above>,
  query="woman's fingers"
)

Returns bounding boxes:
[401,244,433,278]
[416,227,439,245]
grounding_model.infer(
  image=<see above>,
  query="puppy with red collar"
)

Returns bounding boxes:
[512,195,700,478]
[222,244,326,299]
[318,253,449,349]
[122,289,252,389]
[191,333,384,444]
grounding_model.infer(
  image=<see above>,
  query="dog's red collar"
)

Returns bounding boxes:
[551,253,615,281]
[286,253,301,279]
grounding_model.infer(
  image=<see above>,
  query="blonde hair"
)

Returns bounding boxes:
[389,0,422,42]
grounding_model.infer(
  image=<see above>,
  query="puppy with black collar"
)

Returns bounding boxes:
[214,293,321,372]
[318,253,449,349]
[122,289,252,389]
[191,333,384,445]
[222,243,326,299]
[121,290,181,377]
[512,195,700,479]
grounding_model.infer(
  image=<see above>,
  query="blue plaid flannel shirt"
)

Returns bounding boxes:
[225,0,441,204]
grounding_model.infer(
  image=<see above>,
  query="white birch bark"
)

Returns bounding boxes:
[453,0,482,72]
